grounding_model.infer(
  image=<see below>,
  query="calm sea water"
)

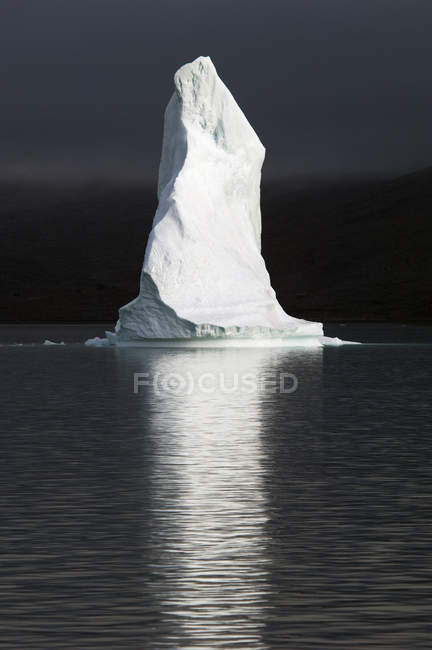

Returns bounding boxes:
[1,324,431,649]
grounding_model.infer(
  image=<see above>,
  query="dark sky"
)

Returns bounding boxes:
[1,0,432,185]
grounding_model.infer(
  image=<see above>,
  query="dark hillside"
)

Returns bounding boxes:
[1,169,431,322]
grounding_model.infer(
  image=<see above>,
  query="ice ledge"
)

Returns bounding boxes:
[84,333,360,348]
[114,272,323,341]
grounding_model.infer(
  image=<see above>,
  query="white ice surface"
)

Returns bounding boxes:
[108,56,327,346]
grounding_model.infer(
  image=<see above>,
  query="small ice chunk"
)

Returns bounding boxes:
[320,336,361,346]
[85,336,109,347]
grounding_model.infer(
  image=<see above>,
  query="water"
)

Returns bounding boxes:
[1,324,431,648]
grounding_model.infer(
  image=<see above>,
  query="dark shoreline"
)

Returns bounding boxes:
[2,169,431,323]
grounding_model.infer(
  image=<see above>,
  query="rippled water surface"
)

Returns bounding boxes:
[1,325,431,648]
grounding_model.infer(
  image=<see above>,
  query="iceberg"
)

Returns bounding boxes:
[107,56,324,347]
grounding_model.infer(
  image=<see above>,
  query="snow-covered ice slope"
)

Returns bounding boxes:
[109,56,323,346]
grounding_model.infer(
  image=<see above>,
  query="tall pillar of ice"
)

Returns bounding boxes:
[113,56,323,342]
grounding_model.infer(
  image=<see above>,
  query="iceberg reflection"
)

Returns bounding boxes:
[143,349,273,648]
[115,347,322,648]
